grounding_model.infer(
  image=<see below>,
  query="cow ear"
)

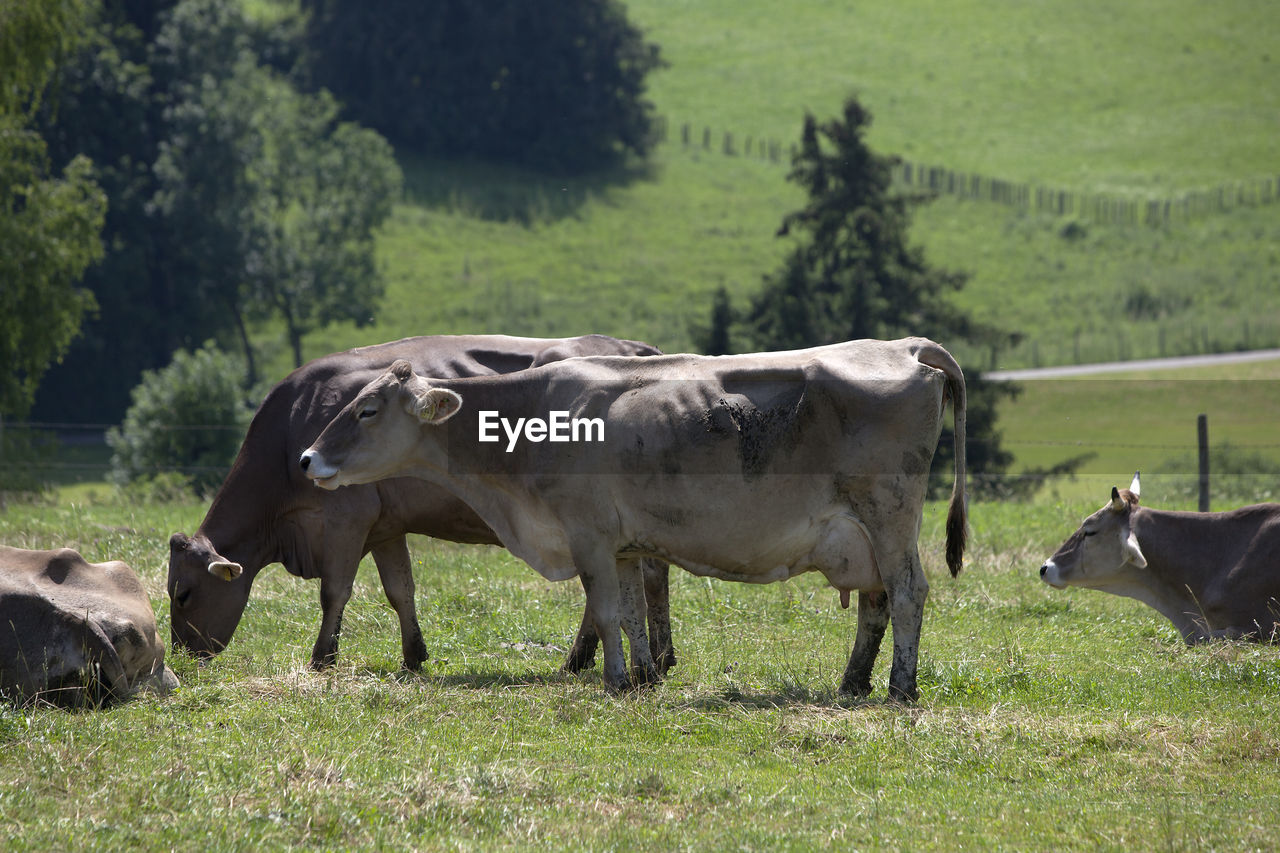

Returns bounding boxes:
[413,388,463,425]
[208,560,243,581]
[1122,529,1147,569]
[1110,486,1126,513]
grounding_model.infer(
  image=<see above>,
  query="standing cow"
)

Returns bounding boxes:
[300,337,967,700]
[1040,472,1280,642]
[168,334,673,673]
[2,545,178,707]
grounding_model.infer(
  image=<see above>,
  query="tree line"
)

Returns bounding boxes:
[10,0,664,428]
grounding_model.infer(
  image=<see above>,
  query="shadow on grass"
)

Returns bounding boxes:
[399,153,659,225]
[378,664,902,711]
[682,683,899,712]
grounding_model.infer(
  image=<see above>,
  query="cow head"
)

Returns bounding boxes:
[167,532,249,658]
[1040,472,1148,589]
[299,359,462,490]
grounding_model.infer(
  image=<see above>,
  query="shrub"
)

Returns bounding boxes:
[107,343,250,494]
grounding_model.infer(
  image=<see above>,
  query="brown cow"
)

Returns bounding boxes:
[1040,473,1280,642]
[301,338,967,699]
[167,335,673,673]
[2,545,178,707]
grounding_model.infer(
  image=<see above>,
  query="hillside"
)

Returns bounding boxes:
[269,0,1278,384]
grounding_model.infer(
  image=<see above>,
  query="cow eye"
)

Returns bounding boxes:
[1083,529,1097,537]
[358,406,377,420]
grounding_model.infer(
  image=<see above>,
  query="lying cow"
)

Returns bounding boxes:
[168,334,673,673]
[1040,473,1280,642]
[1,545,178,707]
[300,337,967,700]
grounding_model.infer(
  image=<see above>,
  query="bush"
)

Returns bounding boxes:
[107,344,250,494]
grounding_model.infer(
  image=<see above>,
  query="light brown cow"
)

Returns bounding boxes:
[167,335,673,673]
[1,545,178,707]
[1040,473,1280,642]
[300,338,967,700]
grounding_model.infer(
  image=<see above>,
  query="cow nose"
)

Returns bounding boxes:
[1039,564,1048,578]
[299,450,312,472]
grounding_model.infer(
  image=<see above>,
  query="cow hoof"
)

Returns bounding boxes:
[887,682,919,704]
[630,664,662,689]
[402,639,429,672]
[838,678,873,699]
[309,654,337,671]
[655,650,677,675]
[561,647,597,674]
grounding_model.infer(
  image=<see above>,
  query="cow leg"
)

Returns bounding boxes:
[642,559,676,674]
[311,536,370,670]
[618,560,660,686]
[370,537,428,671]
[884,552,929,703]
[563,558,674,676]
[561,581,601,674]
[839,590,889,698]
[573,544,629,693]
[312,576,352,669]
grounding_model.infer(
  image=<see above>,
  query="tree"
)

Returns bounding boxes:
[106,343,249,494]
[31,0,400,420]
[242,84,401,367]
[300,0,665,173]
[743,96,1023,496]
[0,0,105,419]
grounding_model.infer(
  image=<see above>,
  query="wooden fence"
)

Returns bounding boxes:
[665,119,1280,227]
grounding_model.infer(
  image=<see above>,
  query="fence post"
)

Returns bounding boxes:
[1197,413,1210,512]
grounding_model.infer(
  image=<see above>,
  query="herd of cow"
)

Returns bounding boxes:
[4,334,1279,707]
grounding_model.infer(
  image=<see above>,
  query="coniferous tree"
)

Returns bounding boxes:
[744,96,1029,496]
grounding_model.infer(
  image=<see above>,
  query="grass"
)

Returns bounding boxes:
[3,495,1280,849]
[252,0,1280,383]
[995,356,1280,502]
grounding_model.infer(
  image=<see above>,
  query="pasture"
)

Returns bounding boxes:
[265,0,1280,380]
[3,492,1280,849]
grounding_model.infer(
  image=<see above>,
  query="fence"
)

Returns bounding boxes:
[3,417,1279,506]
[664,119,1280,227]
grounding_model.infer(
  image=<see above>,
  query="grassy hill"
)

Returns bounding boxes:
[271,0,1278,384]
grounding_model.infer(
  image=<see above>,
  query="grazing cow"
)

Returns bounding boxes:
[300,337,967,700]
[1040,473,1280,642]
[1,545,178,707]
[167,335,673,673]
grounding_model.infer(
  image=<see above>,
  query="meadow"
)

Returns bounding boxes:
[263,0,1280,381]
[5,1,1280,847]
[3,491,1280,850]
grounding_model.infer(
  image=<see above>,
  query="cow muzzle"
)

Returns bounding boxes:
[299,449,340,489]
[1040,561,1067,589]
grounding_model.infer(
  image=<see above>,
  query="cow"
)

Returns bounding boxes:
[1,545,178,707]
[299,337,968,701]
[1040,472,1280,642]
[167,334,673,674]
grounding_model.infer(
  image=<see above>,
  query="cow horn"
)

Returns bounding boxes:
[1129,471,1141,498]
[208,560,243,581]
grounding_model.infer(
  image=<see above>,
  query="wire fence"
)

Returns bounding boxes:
[4,420,1280,502]
[662,118,1280,227]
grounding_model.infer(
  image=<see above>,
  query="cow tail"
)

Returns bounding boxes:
[917,341,968,577]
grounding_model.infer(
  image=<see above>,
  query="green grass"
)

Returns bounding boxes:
[4,496,1280,849]
[629,0,1280,191]
[256,0,1280,382]
[996,356,1280,502]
